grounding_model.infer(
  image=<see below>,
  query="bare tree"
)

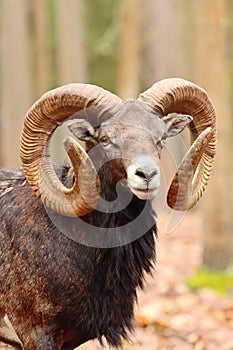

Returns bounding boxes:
[117,0,142,99]
[191,0,233,269]
[33,0,51,95]
[56,0,88,84]
[143,0,190,85]
[0,0,32,167]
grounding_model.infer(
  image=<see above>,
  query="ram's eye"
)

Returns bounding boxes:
[157,141,162,151]
[100,137,111,147]
[156,139,165,156]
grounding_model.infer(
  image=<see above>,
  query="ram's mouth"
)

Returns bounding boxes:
[128,186,159,200]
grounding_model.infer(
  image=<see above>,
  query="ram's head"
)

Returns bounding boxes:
[20,78,216,217]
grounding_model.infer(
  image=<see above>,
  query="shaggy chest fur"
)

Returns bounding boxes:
[0,171,157,348]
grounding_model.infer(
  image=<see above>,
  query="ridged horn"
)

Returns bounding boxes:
[137,78,216,210]
[20,83,122,217]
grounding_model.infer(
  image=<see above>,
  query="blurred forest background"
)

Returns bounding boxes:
[0,0,233,272]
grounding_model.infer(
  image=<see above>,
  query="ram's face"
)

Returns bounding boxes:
[68,101,191,201]
[97,118,164,200]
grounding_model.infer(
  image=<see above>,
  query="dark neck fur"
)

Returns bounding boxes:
[81,165,157,347]
[1,166,157,348]
[59,164,157,347]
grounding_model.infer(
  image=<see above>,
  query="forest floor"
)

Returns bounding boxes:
[1,210,233,350]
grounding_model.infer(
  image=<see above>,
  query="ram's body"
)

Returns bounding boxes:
[0,79,216,350]
[0,166,156,350]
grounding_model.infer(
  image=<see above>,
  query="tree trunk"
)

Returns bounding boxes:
[117,0,142,99]
[191,0,233,269]
[56,0,88,84]
[33,0,51,95]
[0,0,32,167]
[143,0,189,86]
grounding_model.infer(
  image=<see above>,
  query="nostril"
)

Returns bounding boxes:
[150,170,158,178]
[135,170,147,179]
[135,169,158,181]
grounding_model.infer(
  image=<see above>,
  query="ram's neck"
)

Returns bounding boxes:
[86,207,157,347]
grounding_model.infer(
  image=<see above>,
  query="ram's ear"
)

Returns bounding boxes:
[67,119,98,142]
[164,113,193,138]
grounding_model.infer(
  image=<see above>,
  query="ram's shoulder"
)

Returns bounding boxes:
[0,167,26,200]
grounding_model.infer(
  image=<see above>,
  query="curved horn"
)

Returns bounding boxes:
[20,83,122,217]
[137,78,216,210]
